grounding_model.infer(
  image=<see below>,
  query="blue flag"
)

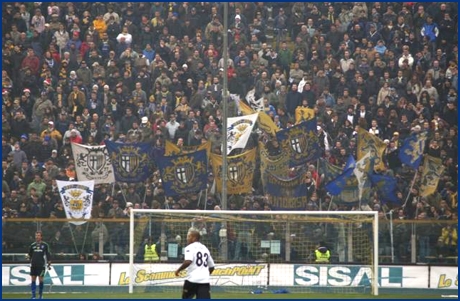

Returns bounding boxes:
[276,118,322,167]
[369,174,400,204]
[156,149,208,197]
[319,158,342,184]
[398,132,428,170]
[325,156,356,196]
[105,140,155,183]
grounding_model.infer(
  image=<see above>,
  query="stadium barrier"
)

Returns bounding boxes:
[2,263,457,290]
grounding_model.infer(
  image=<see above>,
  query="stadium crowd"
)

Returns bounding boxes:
[1,2,458,263]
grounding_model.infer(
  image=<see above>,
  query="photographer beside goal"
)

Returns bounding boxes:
[27,231,51,299]
[175,230,215,299]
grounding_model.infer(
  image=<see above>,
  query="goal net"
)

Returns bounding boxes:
[128,209,379,296]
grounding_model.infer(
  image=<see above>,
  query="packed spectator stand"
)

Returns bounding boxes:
[1,2,458,264]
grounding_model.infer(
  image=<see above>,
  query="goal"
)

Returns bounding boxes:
[128,209,379,296]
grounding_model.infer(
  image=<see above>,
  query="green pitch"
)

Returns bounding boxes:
[2,292,456,299]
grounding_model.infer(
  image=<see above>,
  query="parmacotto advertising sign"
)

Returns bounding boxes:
[111,263,268,286]
[430,267,458,289]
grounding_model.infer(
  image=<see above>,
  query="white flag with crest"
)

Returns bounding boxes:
[71,143,115,184]
[245,89,264,111]
[226,113,258,154]
[56,180,95,225]
[353,152,373,202]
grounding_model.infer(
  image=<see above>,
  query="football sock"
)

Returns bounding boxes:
[31,281,36,297]
[39,282,44,296]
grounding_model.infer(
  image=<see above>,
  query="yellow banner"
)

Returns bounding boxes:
[259,142,290,186]
[357,127,387,172]
[165,140,211,157]
[238,100,256,115]
[419,155,445,197]
[257,112,279,136]
[210,148,256,195]
[295,107,315,124]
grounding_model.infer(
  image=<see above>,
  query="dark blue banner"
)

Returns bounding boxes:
[275,118,322,167]
[156,149,208,197]
[105,140,155,183]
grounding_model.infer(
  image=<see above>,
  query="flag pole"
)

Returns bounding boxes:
[220,1,229,263]
[402,170,418,208]
[221,1,229,211]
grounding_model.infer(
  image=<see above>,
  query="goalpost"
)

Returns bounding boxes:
[129,209,379,296]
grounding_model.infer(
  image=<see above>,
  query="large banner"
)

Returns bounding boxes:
[71,143,115,184]
[226,113,258,155]
[164,140,211,157]
[259,142,290,186]
[276,118,321,167]
[56,181,94,225]
[260,142,310,209]
[105,140,155,183]
[211,148,256,195]
[265,171,308,210]
[156,149,208,197]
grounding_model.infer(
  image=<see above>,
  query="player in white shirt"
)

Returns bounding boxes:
[175,230,215,299]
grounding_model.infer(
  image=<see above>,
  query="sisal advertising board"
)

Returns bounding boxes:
[269,264,429,288]
[430,266,458,289]
[2,264,110,286]
[110,263,268,286]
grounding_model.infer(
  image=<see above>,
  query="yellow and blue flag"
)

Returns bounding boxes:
[319,158,342,184]
[398,132,428,170]
[357,127,387,172]
[419,155,445,197]
[295,106,315,124]
[369,174,400,204]
[325,155,356,196]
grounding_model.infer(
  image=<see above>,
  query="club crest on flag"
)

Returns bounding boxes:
[228,161,247,185]
[404,138,425,164]
[86,149,106,173]
[226,113,258,154]
[227,120,252,150]
[276,118,321,167]
[157,150,208,196]
[173,156,197,184]
[72,143,115,184]
[57,181,94,225]
[112,145,148,177]
[288,126,308,154]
